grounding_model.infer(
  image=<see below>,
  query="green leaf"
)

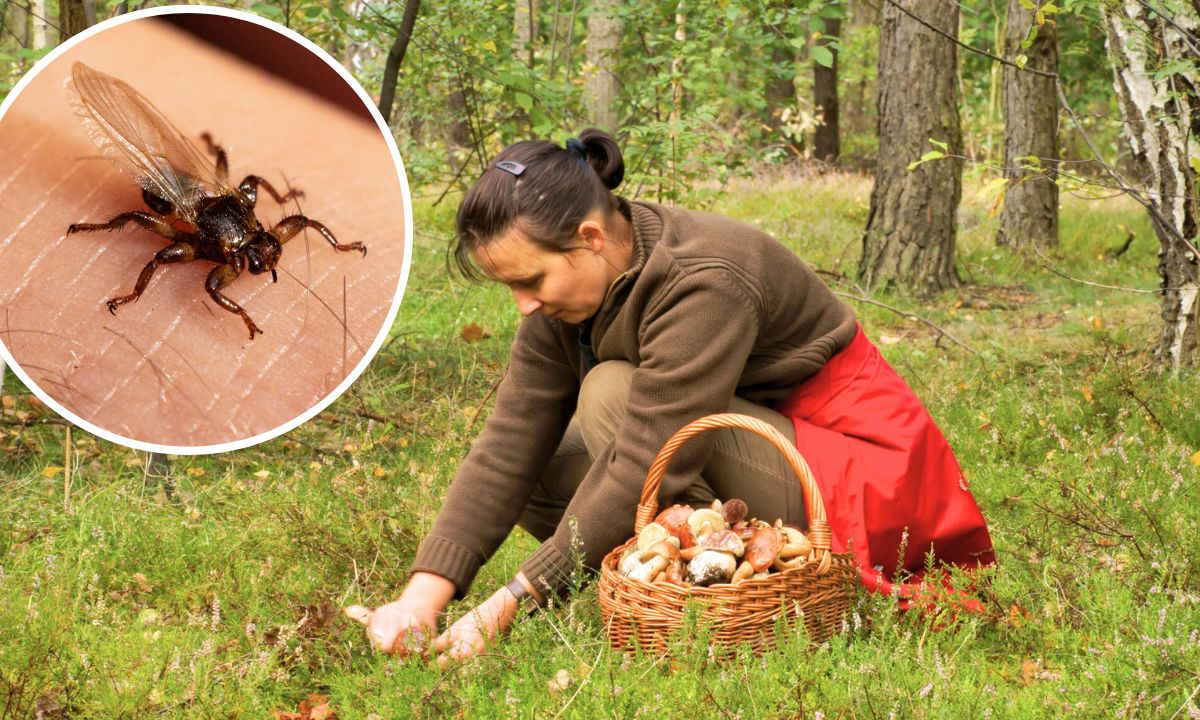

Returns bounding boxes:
[811,45,834,68]
[907,150,945,170]
[1015,54,1029,70]
[1040,2,1059,13]
[929,138,949,151]
[250,2,283,19]
[514,92,533,112]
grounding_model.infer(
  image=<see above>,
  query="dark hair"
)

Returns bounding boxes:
[453,128,626,280]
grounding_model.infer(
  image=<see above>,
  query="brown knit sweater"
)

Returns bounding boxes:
[411,200,858,599]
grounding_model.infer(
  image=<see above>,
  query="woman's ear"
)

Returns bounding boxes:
[577,217,606,253]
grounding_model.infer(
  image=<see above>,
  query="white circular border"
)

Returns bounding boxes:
[0,5,413,456]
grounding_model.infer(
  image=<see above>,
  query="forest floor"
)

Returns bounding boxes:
[2,171,1197,719]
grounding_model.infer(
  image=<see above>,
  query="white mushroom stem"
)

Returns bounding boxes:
[628,555,670,582]
[731,560,755,584]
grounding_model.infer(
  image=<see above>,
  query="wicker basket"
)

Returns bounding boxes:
[597,413,857,655]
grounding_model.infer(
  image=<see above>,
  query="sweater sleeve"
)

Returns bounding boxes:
[411,317,579,597]
[519,268,762,598]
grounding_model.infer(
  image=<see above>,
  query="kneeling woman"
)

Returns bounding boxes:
[367,130,995,664]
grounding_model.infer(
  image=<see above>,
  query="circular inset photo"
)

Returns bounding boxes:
[0,8,410,452]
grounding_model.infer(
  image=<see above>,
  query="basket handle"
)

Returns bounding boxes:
[634,412,835,575]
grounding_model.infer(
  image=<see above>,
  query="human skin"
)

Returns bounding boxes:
[0,18,407,448]
[367,211,633,665]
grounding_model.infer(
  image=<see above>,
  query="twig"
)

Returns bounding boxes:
[1113,231,1136,259]
[63,425,72,512]
[879,0,1056,78]
[831,291,978,355]
[466,366,506,433]
[1029,246,1170,294]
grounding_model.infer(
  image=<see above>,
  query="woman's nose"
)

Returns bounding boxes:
[512,289,543,317]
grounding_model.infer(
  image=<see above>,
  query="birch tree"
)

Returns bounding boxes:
[1101,1,1200,371]
[583,0,622,132]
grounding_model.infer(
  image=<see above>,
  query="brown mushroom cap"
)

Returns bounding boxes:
[699,528,745,557]
[744,526,784,572]
[654,504,696,547]
[721,498,749,525]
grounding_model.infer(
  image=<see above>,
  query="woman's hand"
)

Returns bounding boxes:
[432,585,519,668]
[354,572,455,657]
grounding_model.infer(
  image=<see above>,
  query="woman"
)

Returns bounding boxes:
[366,130,995,664]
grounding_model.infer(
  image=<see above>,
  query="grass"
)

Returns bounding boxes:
[2,172,1198,719]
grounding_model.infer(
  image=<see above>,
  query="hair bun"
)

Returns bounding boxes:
[577,128,625,191]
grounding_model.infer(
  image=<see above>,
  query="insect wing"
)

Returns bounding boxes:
[70,63,234,223]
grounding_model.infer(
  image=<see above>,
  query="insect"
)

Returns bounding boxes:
[65,62,366,339]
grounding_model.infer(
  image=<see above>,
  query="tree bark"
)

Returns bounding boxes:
[859,0,962,294]
[1102,2,1200,371]
[997,0,1058,247]
[378,0,420,126]
[57,0,93,42]
[513,0,539,69]
[764,33,797,145]
[30,0,49,49]
[9,0,29,48]
[813,15,842,163]
[583,0,622,132]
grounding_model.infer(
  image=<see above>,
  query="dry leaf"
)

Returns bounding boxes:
[253,470,271,479]
[460,323,490,342]
[1081,386,1093,402]
[185,467,206,477]
[0,395,14,408]
[42,466,64,478]
[1190,450,1200,467]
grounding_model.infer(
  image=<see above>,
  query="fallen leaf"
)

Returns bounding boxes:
[42,466,64,478]
[1190,450,1200,467]
[253,470,271,479]
[879,334,902,345]
[185,467,206,477]
[1081,386,1093,402]
[0,395,13,408]
[460,323,490,342]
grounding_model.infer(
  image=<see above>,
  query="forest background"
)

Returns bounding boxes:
[1,0,1199,718]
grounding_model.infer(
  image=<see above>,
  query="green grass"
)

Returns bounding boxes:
[2,174,1198,719]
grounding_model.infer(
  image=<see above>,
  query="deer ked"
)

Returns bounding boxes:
[65,62,366,340]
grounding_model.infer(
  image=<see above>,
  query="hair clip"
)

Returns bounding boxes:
[495,160,526,176]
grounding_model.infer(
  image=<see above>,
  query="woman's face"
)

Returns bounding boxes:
[472,224,616,325]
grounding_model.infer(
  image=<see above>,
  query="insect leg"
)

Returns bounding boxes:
[236,176,305,207]
[204,262,261,340]
[68,211,178,239]
[272,215,367,256]
[105,241,197,314]
[199,132,229,183]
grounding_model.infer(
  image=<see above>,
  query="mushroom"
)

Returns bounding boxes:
[687,508,727,543]
[628,540,680,583]
[687,550,738,586]
[654,504,697,548]
[720,498,749,525]
[618,546,644,576]
[686,529,745,586]
[636,522,670,553]
[732,526,784,583]
[772,523,813,571]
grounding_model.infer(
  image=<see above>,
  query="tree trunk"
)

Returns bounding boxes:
[9,0,29,48]
[58,0,93,42]
[378,0,421,126]
[859,0,962,294]
[764,33,797,145]
[813,15,842,163]
[513,0,539,69]
[31,0,50,49]
[841,0,878,148]
[1102,2,1200,371]
[583,0,622,132]
[997,0,1058,247]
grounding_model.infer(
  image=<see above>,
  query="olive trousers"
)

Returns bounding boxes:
[516,360,809,542]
